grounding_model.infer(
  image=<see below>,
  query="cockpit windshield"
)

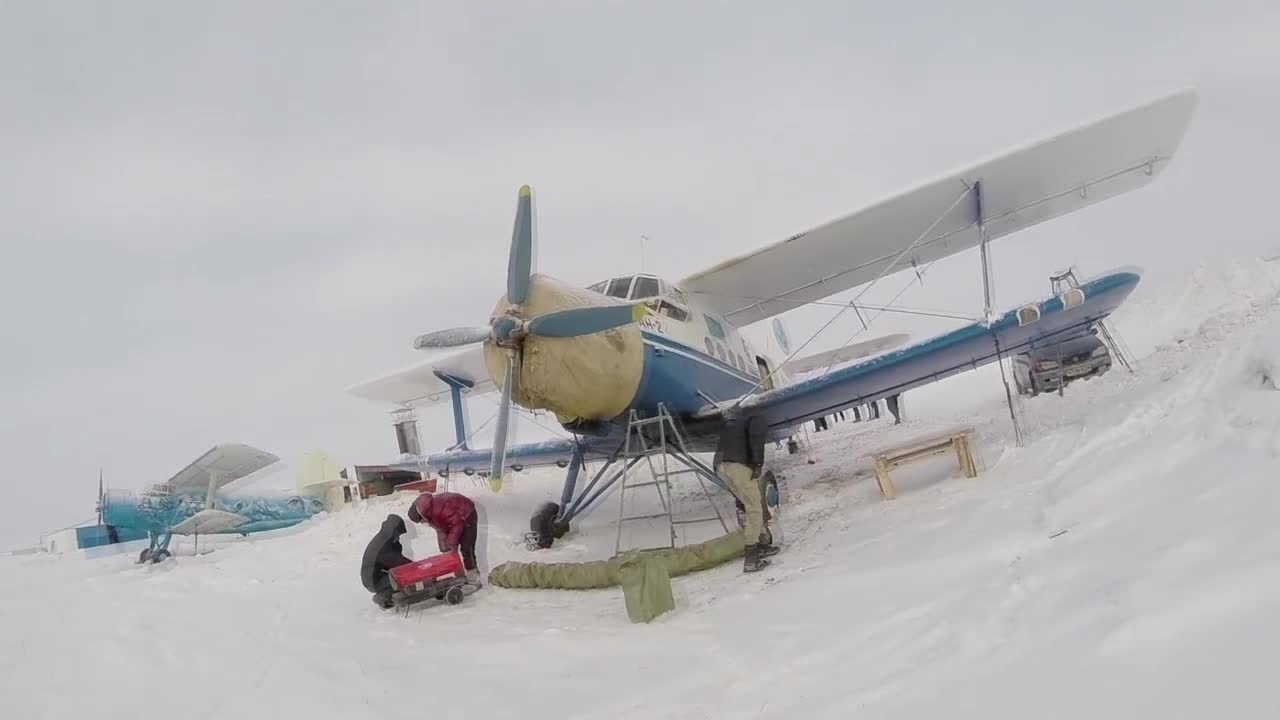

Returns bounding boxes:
[586,274,692,322]
[631,276,660,300]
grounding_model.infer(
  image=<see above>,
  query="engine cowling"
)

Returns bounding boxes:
[482,274,645,423]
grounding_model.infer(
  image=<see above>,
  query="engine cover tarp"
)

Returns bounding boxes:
[486,530,746,590]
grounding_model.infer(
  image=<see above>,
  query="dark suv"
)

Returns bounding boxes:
[1013,331,1112,397]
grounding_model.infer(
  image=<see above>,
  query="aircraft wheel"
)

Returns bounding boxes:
[529,502,559,549]
[445,586,465,605]
[151,549,171,563]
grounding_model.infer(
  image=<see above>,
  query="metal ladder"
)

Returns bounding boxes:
[1051,267,1135,372]
[615,404,730,555]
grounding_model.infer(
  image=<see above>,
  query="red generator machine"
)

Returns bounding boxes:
[388,551,470,608]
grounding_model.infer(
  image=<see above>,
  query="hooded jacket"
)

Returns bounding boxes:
[409,492,476,552]
[360,514,411,592]
[716,413,768,470]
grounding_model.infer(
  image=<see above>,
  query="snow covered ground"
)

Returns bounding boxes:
[5,259,1280,720]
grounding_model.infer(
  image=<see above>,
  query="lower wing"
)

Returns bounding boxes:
[738,269,1140,432]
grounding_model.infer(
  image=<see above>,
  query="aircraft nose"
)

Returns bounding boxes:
[482,274,646,423]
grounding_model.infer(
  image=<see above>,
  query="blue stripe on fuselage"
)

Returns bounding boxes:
[630,332,757,416]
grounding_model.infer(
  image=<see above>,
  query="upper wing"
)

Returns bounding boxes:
[680,90,1198,326]
[787,333,910,375]
[347,346,494,407]
[165,443,280,493]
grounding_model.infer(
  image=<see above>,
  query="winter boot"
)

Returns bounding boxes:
[756,542,781,559]
[466,569,482,588]
[743,544,770,573]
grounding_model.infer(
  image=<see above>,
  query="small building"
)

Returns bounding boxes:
[342,464,436,497]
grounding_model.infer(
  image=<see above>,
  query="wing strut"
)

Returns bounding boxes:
[434,371,475,450]
[724,183,978,414]
[975,180,995,325]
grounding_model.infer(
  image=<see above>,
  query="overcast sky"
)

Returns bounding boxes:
[3,2,1277,549]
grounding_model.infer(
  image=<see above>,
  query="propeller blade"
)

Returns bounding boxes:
[507,185,534,305]
[526,303,646,339]
[488,350,515,493]
[413,326,491,349]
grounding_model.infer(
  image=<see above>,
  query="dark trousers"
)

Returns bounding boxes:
[371,575,394,608]
[458,510,479,571]
[886,394,901,424]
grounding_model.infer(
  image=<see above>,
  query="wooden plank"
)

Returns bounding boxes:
[874,457,895,499]
[863,425,976,459]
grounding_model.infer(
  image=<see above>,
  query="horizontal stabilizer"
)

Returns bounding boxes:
[170,509,248,535]
[680,90,1199,325]
[788,333,910,375]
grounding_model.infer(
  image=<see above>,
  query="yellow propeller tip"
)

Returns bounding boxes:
[632,304,648,321]
[518,185,532,198]
[489,476,504,493]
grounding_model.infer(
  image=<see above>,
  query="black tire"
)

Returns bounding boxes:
[151,549,171,564]
[529,502,559,549]
[445,586,465,605]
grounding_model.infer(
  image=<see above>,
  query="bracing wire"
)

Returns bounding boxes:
[724,185,977,410]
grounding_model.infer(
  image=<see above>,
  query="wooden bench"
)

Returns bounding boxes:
[866,426,977,500]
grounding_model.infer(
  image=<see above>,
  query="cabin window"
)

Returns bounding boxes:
[704,337,716,355]
[656,300,689,322]
[715,343,727,362]
[631,276,660,300]
[604,277,633,299]
[587,281,608,294]
[1060,288,1085,310]
[1017,305,1041,326]
[703,314,726,340]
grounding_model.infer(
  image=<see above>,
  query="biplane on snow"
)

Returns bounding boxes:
[95,444,331,563]
[349,90,1199,548]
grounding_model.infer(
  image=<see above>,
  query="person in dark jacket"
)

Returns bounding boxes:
[361,514,411,609]
[715,412,780,573]
[408,491,481,585]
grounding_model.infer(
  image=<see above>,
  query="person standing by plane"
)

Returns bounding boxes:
[715,411,780,573]
[886,394,903,425]
[408,491,482,586]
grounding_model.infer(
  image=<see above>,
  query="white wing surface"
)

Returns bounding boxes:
[680,90,1199,326]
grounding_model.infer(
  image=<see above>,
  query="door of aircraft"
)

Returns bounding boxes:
[755,356,775,390]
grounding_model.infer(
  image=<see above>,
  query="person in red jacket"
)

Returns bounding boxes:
[407,491,480,585]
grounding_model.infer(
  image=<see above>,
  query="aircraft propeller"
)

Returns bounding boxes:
[411,185,644,489]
